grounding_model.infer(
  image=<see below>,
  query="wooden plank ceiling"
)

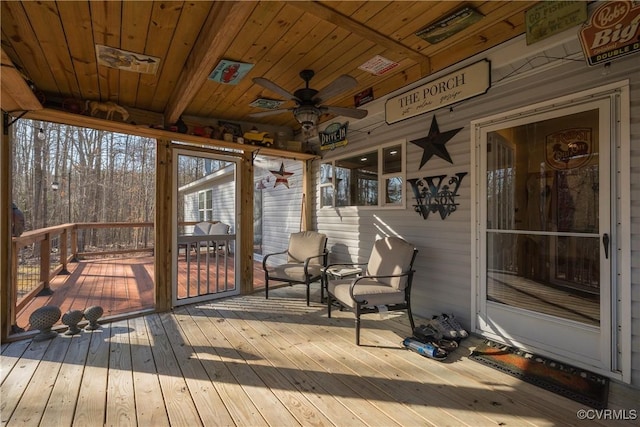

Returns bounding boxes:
[1,1,536,132]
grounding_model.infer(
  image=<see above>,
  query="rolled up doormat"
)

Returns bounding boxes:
[469,340,609,409]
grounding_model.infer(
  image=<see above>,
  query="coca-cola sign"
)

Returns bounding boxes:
[579,0,640,66]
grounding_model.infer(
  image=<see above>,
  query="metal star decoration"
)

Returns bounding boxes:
[410,116,462,169]
[270,162,294,188]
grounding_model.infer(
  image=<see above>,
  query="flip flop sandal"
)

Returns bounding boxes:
[412,324,439,343]
[436,339,459,351]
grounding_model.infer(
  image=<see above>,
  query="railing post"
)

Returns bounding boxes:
[38,232,53,296]
[10,240,20,332]
[59,227,70,274]
[71,225,78,262]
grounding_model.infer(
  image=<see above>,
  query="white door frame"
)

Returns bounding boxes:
[470,81,631,382]
[171,148,241,306]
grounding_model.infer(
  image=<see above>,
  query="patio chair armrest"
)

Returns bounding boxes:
[303,250,329,274]
[262,249,287,270]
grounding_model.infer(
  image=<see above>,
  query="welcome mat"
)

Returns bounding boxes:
[469,340,609,409]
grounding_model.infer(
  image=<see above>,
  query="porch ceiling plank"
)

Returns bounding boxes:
[192,2,302,120]
[128,316,171,426]
[118,0,154,108]
[164,1,258,125]
[149,1,214,113]
[135,1,185,113]
[0,1,60,96]
[56,1,100,100]
[429,9,529,73]
[288,0,431,74]
[89,0,122,103]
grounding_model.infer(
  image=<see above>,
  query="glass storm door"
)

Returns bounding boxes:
[477,98,612,372]
[172,150,240,306]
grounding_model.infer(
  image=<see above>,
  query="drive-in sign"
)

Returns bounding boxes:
[579,0,640,66]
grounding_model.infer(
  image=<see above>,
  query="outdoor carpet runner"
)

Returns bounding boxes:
[469,340,609,409]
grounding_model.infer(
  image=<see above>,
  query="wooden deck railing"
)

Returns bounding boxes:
[10,222,154,326]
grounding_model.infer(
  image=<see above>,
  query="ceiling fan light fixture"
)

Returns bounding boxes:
[294,105,320,130]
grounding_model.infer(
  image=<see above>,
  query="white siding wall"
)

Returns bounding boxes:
[314,50,640,385]
[257,158,304,265]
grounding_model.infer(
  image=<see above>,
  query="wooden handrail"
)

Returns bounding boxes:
[10,222,156,329]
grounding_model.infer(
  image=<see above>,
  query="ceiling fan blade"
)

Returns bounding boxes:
[322,105,368,119]
[248,108,292,118]
[315,75,358,103]
[252,77,299,102]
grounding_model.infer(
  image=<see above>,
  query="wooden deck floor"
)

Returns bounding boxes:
[14,255,266,332]
[2,286,638,427]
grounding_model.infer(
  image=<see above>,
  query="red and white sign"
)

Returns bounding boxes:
[579,0,640,66]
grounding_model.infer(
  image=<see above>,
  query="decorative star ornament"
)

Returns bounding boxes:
[410,116,462,169]
[270,162,294,188]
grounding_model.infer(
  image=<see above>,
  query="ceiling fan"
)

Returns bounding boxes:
[250,69,368,131]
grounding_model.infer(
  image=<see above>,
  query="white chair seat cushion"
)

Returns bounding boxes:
[328,279,405,307]
[270,263,322,282]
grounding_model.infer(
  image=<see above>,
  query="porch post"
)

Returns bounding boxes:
[1,113,11,340]
[239,151,254,295]
[155,139,173,311]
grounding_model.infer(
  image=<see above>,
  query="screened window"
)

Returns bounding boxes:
[320,141,405,208]
[198,189,213,221]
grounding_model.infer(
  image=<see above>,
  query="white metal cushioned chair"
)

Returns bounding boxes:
[209,221,231,254]
[326,236,418,345]
[262,231,328,306]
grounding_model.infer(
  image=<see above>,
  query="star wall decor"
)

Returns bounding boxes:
[410,116,462,169]
[270,162,294,188]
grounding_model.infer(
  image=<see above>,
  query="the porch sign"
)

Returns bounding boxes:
[579,0,640,66]
[385,60,490,125]
[319,122,349,150]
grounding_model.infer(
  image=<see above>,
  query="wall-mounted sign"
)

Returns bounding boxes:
[408,173,467,220]
[579,0,640,66]
[96,45,160,75]
[525,1,587,45]
[209,60,254,84]
[385,60,490,125]
[249,98,284,110]
[546,128,593,170]
[354,87,374,107]
[415,7,484,44]
[319,122,349,150]
[358,55,398,76]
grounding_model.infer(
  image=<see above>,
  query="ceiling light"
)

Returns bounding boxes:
[360,157,368,162]
[293,105,321,131]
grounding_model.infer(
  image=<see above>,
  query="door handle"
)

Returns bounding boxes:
[602,233,610,259]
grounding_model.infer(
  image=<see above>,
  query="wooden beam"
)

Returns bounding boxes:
[1,48,43,112]
[287,1,430,73]
[164,1,258,125]
[23,108,317,161]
